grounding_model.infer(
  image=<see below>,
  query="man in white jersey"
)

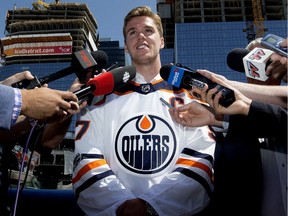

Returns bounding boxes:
[72,6,216,216]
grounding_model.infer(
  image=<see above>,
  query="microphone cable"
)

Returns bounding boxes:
[11,120,46,216]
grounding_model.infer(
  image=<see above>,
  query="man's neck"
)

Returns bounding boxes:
[133,61,161,83]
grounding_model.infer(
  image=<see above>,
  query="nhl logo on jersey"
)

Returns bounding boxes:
[115,114,177,174]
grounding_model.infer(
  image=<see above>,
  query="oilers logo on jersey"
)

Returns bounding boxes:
[115,114,177,174]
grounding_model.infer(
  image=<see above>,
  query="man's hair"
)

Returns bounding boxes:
[123,6,163,41]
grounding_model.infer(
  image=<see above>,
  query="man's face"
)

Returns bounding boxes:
[124,16,164,65]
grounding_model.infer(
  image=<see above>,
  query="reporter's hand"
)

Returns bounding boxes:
[245,37,262,51]
[21,87,79,122]
[69,78,88,108]
[246,38,287,83]
[266,38,288,82]
[191,70,252,116]
[0,71,34,86]
[169,101,223,127]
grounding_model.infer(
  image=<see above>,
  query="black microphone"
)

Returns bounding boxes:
[226,48,249,72]
[75,65,136,104]
[227,48,273,81]
[160,64,235,107]
[11,49,108,89]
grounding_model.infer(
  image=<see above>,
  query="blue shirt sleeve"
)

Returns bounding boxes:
[0,85,22,130]
[12,88,22,126]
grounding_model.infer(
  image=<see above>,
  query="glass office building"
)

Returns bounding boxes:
[160,20,287,83]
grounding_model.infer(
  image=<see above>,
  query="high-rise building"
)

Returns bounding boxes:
[1,1,98,65]
[98,39,126,68]
[157,0,287,82]
[157,0,287,48]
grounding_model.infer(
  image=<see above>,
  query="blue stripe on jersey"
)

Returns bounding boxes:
[80,154,104,160]
[75,170,114,199]
[173,167,213,198]
[182,148,214,164]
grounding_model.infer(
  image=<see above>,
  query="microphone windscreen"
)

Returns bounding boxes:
[110,65,136,86]
[88,72,114,95]
[87,65,136,96]
[159,65,172,81]
[91,50,109,69]
[226,48,250,73]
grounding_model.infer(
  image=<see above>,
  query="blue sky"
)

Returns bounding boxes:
[0,0,157,47]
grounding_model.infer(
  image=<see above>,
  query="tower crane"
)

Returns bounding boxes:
[243,0,267,43]
[252,0,267,38]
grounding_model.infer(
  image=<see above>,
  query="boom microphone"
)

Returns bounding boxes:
[12,49,108,89]
[74,65,136,104]
[160,64,235,107]
[227,47,273,81]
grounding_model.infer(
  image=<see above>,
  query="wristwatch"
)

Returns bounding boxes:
[145,201,159,216]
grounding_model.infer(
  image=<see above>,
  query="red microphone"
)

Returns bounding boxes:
[74,65,136,104]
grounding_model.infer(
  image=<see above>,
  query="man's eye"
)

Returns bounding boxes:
[144,29,153,35]
[129,31,136,36]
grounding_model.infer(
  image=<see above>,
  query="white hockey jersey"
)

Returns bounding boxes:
[72,73,216,216]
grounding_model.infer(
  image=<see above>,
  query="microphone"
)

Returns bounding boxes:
[226,48,249,72]
[160,64,235,107]
[74,65,136,104]
[74,50,108,83]
[11,49,108,89]
[227,48,274,81]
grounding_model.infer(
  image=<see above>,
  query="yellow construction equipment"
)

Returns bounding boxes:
[251,0,266,38]
[32,0,50,9]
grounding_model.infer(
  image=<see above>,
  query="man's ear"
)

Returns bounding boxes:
[160,37,165,49]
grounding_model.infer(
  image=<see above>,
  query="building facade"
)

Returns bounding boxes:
[157,0,287,48]
[158,0,287,82]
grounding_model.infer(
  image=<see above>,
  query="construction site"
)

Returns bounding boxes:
[1,0,99,65]
[158,0,286,47]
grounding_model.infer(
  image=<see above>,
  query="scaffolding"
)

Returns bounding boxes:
[1,2,98,64]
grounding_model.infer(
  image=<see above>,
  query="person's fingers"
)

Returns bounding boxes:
[206,87,218,108]
[12,71,34,81]
[61,91,78,103]
[1,71,34,86]
[67,101,80,114]
[22,71,34,80]
[196,69,213,80]
[279,56,288,66]
[212,91,224,111]
[169,108,185,125]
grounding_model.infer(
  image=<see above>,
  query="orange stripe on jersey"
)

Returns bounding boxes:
[72,159,107,184]
[176,158,212,179]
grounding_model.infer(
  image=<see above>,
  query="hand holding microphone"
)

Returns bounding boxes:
[160,64,235,107]
[188,69,252,116]
[227,34,287,83]
[11,49,108,89]
[168,70,253,129]
[227,47,274,81]
[1,71,35,86]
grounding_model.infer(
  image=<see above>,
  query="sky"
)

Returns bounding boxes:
[0,0,157,47]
